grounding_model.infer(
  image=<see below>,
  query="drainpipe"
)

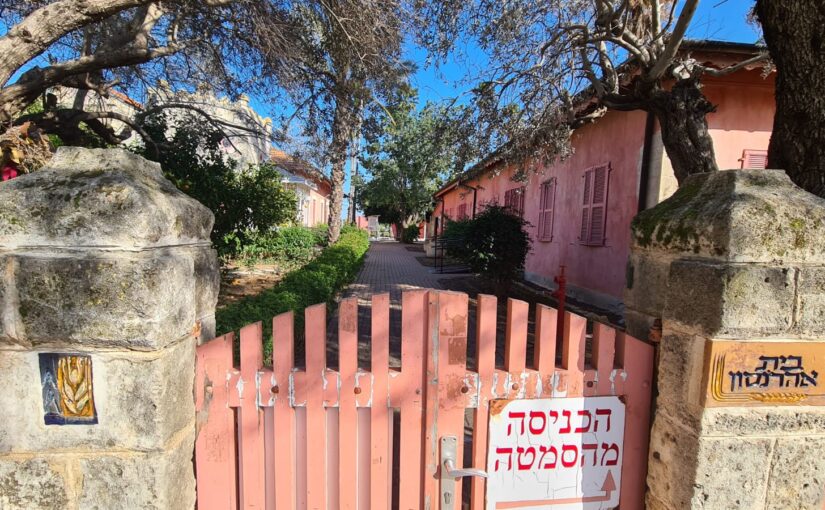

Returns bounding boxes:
[458,181,479,218]
[637,112,656,213]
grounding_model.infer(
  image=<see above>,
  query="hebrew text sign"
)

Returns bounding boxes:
[705,340,825,406]
[486,396,625,510]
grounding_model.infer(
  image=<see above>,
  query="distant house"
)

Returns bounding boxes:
[270,149,332,227]
[428,41,775,317]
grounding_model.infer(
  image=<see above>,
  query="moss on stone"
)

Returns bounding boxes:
[632,175,706,248]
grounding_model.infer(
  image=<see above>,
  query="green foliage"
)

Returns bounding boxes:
[446,206,531,290]
[136,114,297,255]
[216,227,370,360]
[358,90,469,226]
[231,225,321,267]
[401,224,419,243]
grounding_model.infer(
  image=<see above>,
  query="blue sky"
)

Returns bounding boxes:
[405,0,759,108]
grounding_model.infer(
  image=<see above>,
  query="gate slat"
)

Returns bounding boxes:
[195,333,237,510]
[338,297,359,510]
[471,294,497,510]
[239,323,266,509]
[370,293,391,510]
[618,332,655,510]
[398,290,428,510]
[305,303,328,510]
[533,304,557,374]
[560,311,587,397]
[591,322,616,396]
[504,298,529,388]
[273,312,296,510]
[428,292,470,506]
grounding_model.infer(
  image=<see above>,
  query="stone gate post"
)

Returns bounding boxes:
[625,169,825,508]
[0,148,219,509]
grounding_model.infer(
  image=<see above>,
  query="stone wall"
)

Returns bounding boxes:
[625,169,825,508]
[0,148,219,509]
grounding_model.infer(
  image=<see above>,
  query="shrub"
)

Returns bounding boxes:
[448,206,531,292]
[310,223,330,247]
[231,225,321,267]
[401,224,419,243]
[442,218,474,261]
[216,227,370,360]
[136,114,297,256]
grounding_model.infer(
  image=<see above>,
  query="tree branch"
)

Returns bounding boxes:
[646,0,699,80]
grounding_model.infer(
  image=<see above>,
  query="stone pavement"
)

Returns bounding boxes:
[326,240,460,367]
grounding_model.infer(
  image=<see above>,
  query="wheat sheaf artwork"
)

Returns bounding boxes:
[39,353,98,425]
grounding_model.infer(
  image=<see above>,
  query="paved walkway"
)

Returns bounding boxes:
[326,240,458,367]
[343,240,446,301]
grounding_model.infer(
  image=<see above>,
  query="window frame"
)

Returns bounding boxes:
[538,178,557,242]
[504,186,526,217]
[741,149,768,169]
[579,163,611,247]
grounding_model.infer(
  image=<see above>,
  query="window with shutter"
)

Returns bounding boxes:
[538,179,556,242]
[741,149,768,169]
[580,164,610,246]
[457,203,468,219]
[504,186,526,217]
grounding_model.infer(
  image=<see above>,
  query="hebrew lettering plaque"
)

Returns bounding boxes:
[704,340,825,407]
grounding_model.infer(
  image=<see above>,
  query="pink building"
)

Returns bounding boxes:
[429,42,775,315]
[270,149,332,227]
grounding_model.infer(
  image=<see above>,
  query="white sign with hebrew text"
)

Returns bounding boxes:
[486,396,625,510]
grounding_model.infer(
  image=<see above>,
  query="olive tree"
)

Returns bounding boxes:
[418,0,769,185]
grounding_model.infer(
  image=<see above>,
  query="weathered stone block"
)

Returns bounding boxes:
[766,436,825,509]
[193,247,220,341]
[0,457,69,509]
[701,406,825,437]
[624,251,677,317]
[651,333,705,428]
[646,414,700,509]
[0,338,195,454]
[1,252,196,349]
[647,417,774,509]
[692,437,773,508]
[0,147,213,249]
[665,261,794,337]
[76,430,196,510]
[796,266,825,335]
[631,169,825,264]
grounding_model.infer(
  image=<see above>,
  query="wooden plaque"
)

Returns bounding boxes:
[704,340,825,407]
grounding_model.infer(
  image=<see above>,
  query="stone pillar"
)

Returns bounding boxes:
[0,148,219,509]
[625,169,825,508]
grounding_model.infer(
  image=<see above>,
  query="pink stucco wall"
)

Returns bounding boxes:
[432,69,775,303]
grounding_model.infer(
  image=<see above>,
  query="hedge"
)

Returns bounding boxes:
[215,226,370,361]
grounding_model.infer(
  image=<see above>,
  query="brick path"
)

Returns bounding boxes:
[327,240,459,367]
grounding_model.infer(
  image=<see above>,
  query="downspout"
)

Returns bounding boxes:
[457,181,479,218]
[637,112,656,213]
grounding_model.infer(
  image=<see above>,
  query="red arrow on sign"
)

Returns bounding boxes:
[495,471,617,508]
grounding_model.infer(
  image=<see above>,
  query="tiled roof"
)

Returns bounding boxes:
[269,148,330,186]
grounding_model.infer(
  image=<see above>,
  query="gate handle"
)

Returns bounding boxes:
[443,458,488,479]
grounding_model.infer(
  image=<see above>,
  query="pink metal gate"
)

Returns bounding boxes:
[194,290,654,509]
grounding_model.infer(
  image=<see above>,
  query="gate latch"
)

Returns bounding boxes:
[440,436,488,509]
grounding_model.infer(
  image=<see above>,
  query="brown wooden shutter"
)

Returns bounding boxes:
[580,170,592,242]
[458,203,467,219]
[580,164,610,245]
[539,179,556,241]
[741,149,768,169]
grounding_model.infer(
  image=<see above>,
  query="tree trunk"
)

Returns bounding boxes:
[645,78,719,185]
[756,1,825,198]
[345,125,361,224]
[327,98,355,244]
